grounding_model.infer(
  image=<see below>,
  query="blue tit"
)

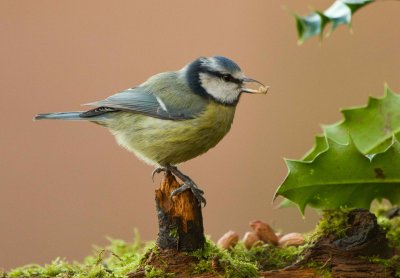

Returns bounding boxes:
[35,56,267,206]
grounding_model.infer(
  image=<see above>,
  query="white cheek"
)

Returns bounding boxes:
[199,73,240,104]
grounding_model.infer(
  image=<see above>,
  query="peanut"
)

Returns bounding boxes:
[278,233,305,247]
[242,231,261,249]
[249,220,279,246]
[217,230,239,250]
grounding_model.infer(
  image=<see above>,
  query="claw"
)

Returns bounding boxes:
[151,167,166,182]
[170,182,207,207]
[170,183,190,197]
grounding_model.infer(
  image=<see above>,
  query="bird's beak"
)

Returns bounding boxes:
[241,77,269,94]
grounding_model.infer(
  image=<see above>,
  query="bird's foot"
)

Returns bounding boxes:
[151,165,206,206]
[167,166,206,207]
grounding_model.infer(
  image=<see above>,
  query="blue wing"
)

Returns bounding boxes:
[84,72,207,120]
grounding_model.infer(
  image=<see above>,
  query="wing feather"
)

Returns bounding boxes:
[85,72,207,120]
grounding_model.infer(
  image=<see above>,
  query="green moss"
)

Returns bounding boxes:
[7,259,112,278]
[5,234,308,278]
[189,239,259,277]
[373,203,400,250]
[7,231,151,278]
[230,243,300,271]
[188,238,304,277]
[143,265,174,278]
[372,204,400,276]
[313,208,351,239]
[303,260,332,278]
[366,256,400,277]
[168,227,178,238]
[377,215,400,251]
[7,235,344,278]
[10,206,400,278]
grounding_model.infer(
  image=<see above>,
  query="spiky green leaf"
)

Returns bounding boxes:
[302,136,329,162]
[295,0,373,43]
[324,87,400,155]
[277,87,400,213]
[277,138,400,214]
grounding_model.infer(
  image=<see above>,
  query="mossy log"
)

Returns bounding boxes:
[128,172,395,278]
[129,208,396,278]
[261,209,395,277]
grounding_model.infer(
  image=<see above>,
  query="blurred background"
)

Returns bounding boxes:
[1,0,399,270]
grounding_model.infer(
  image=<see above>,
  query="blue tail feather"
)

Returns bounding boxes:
[34,112,86,121]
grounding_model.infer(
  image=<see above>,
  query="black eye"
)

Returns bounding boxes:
[222,75,232,82]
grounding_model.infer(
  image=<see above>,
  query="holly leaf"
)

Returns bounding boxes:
[323,87,400,155]
[302,136,329,162]
[276,87,400,213]
[295,0,373,43]
[276,137,400,214]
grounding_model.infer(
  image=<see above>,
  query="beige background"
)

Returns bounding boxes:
[1,0,399,270]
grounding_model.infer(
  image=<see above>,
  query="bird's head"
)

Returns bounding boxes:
[183,56,266,105]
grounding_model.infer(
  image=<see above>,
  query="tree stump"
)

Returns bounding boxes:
[155,171,205,251]
[128,172,205,278]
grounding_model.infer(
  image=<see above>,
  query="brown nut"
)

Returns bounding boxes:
[242,231,261,249]
[249,220,279,246]
[278,233,305,247]
[217,230,239,250]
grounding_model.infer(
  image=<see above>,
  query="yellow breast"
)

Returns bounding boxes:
[108,102,236,166]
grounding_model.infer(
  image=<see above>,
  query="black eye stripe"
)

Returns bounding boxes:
[203,70,242,85]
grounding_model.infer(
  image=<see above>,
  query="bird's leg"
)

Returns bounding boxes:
[166,165,206,207]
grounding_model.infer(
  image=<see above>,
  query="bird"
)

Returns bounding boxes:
[35,56,267,206]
